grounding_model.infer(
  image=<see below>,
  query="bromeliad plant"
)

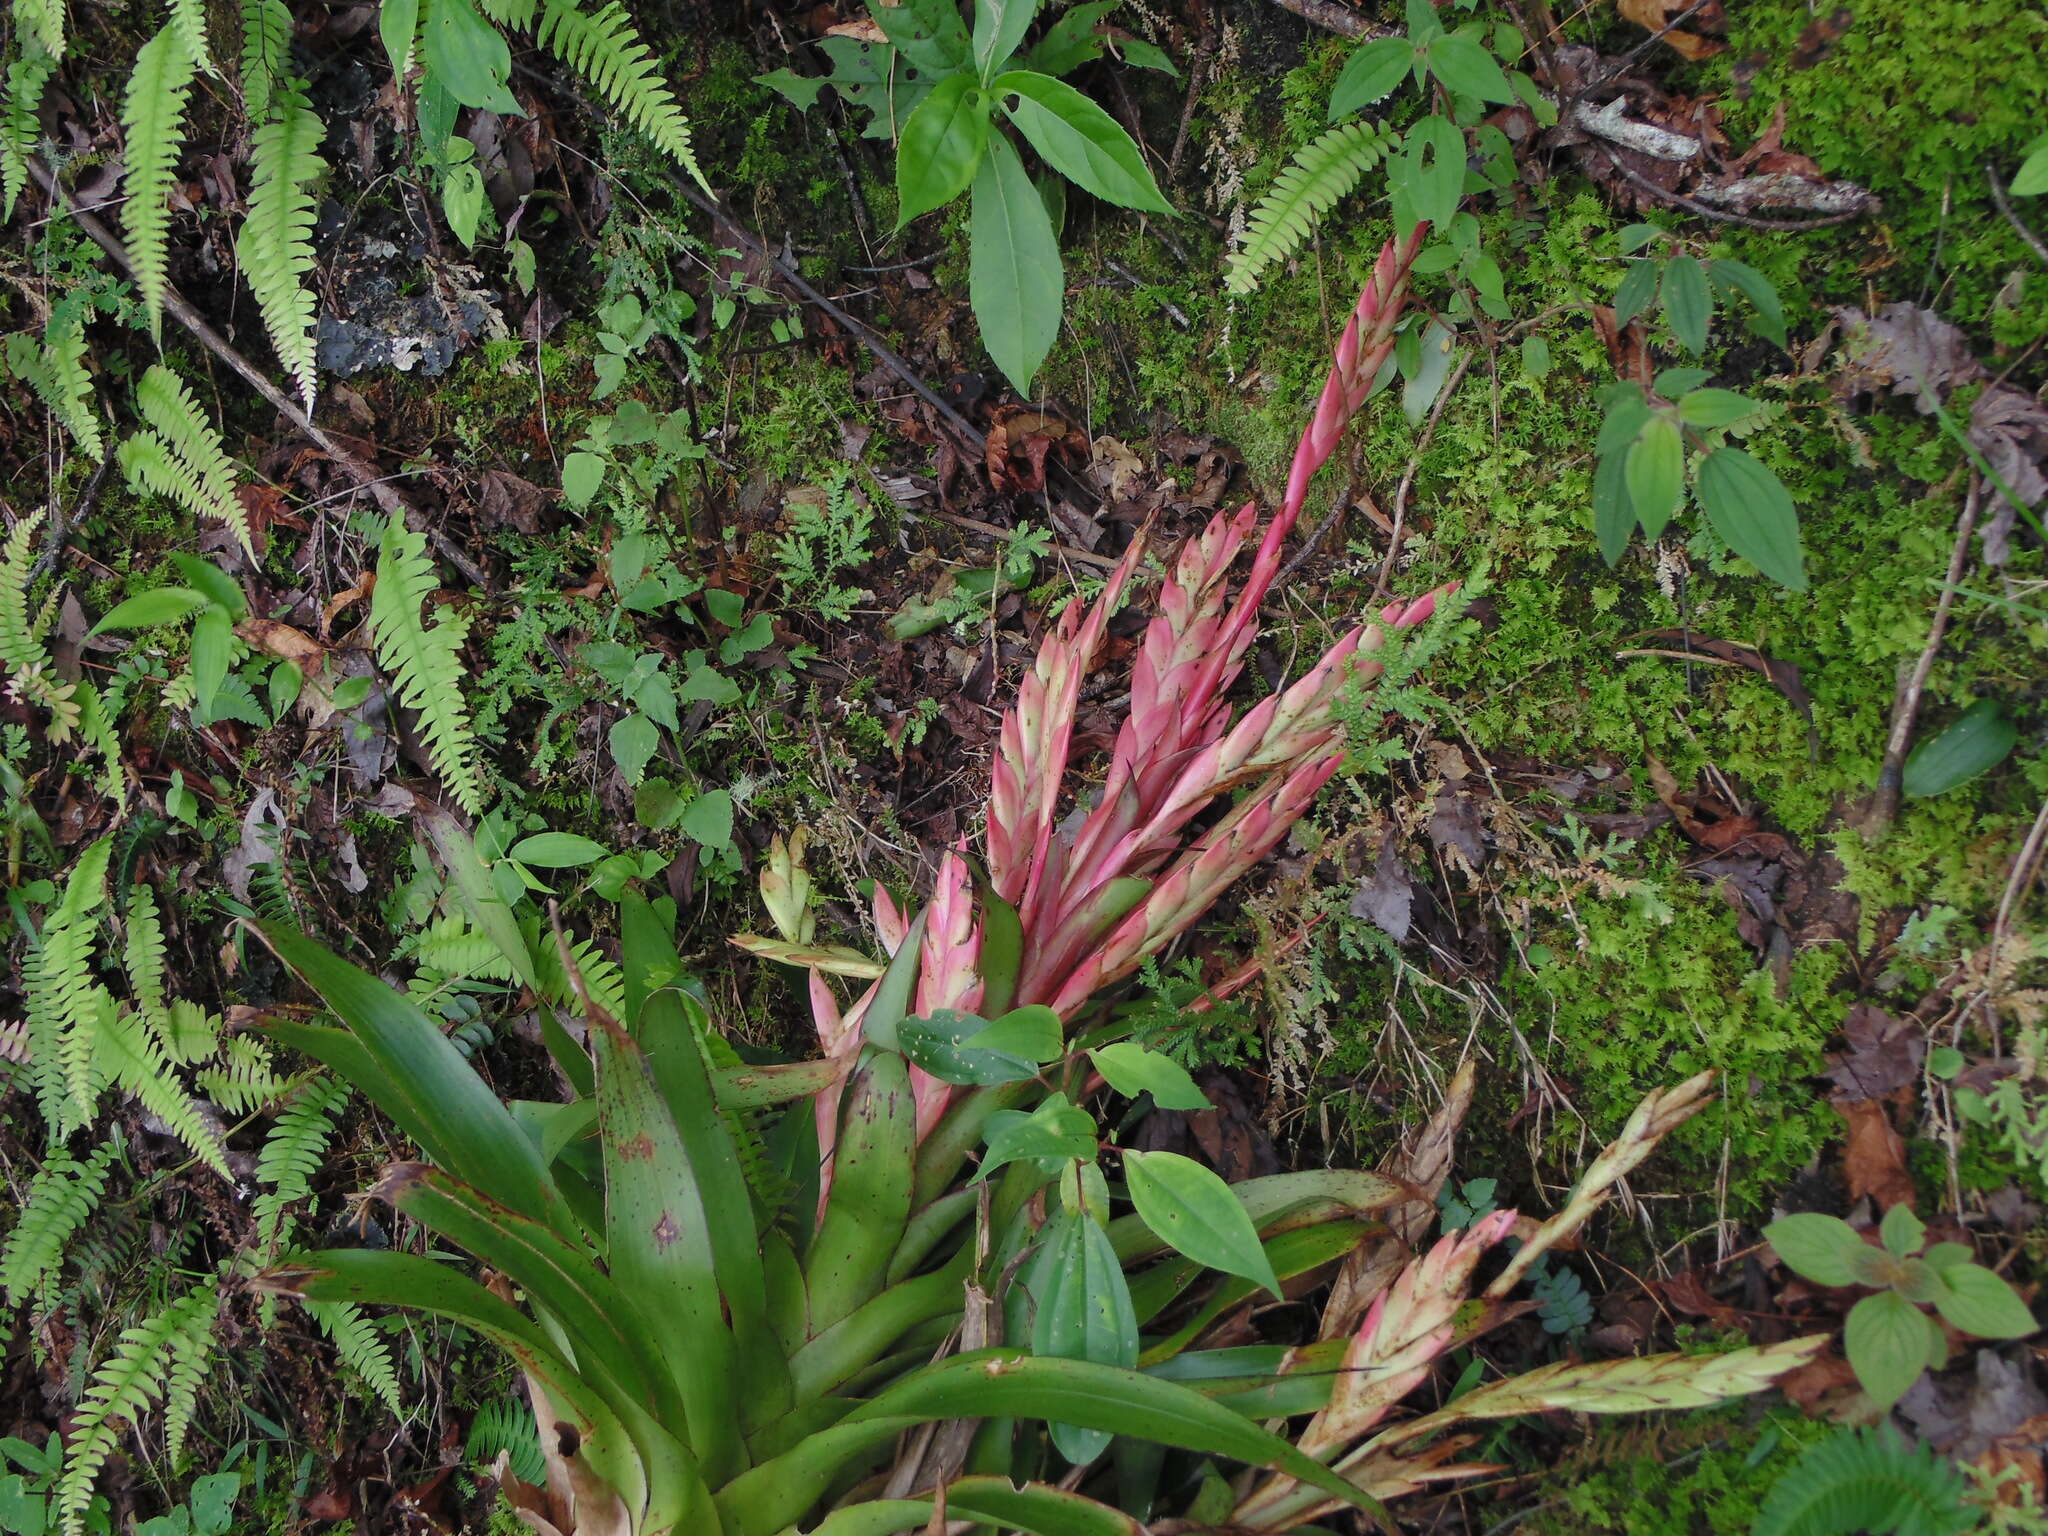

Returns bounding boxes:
[759,0,1175,396]
[243,236,1823,1536]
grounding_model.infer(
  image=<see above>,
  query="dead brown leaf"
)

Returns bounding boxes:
[1824,1004,1926,1103]
[1838,1097,1916,1211]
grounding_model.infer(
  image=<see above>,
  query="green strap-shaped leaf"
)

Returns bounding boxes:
[806,1052,916,1333]
[970,133,1063,397]
[622,896,789,1425]
[788,1247,971,1403]
[850,1351,1384,1517]
[378,1163,682,1427]
[591,1012,744,1482]
[807,1479,1145,1536]
[255,922,564,1232]
[994,70,1171,213]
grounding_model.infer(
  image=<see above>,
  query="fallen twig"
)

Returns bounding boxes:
[1871,474,1983,830]
[1986,161,2048,268]
[1257,0,1390,40]
[1595,145,1873,232]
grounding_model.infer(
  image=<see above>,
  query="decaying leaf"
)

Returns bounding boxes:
[1824,1004,1926,1103]
[1834,304,2048,564]
[1838,1096,1917,1211]
[1615,0,1727,61]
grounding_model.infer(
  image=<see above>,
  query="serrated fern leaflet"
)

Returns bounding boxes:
[120,25,200,338]
[370,512,487,816]
[1226,119,1396,296]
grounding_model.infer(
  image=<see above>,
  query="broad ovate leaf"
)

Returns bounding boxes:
[1123,1151,1282,1298]
[1764,1213,1868,1288]
[1624,412,1685,540]
[1844,1290,1929,1409]
[1327,35,1414,120]
[895,72,990,227]
[1693,446,1808,591]
[970,134,1063,395]
[1089,1042,1208,1110]
[1932,1264,2038,1340]
[995,71,1172,213]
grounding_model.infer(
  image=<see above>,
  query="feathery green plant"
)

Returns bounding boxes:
[1754,1425,1979,1536]
[1226,119,1396,295]
[371,512,487,815]
[119,25,200,338]
[55,1278,223,1536]
[0,1139,119,1308]
[236,85,327,410]
[118,365,255,554]
[2,314,104,459]
[0,511,83,741]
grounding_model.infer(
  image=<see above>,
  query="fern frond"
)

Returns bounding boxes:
[370,513,485,815]
[1224,119,1397,296]
[533,931,624,1021]
[1,42,56,220]
[41,313,104,459]
[465,1397,546,1484]
[251,1074,346,1250]
[0,511,45,674]
[120,25,199,338]
[102,1008,231,1178]
[161,999,222,1065]
[412,914,514,980]
[237,0,291,118]
[166,0,218,76]
[0,511,81,740]
[3,319,104,459]
[532,0,706,190]
[123,883,169,1033]
[305,1297,402,1415]
[56,1279,220,1536]
[160,1277,222,1469]
[125,365,252,550]
[0,1140,118,1307]
[30,838,112,1137]
[1753,1425,1976,1536]
[72,680,128,803]
[476,0,539,38]
[13,0,63,60]
[235,86,324,411]
[194,1032,288,1112]
[0,512,81,741]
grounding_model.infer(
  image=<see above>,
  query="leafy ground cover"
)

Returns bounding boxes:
[1,0,2044,1532]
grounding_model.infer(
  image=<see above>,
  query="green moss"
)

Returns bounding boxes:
[1529,1403,1832,1536]
[1709,0,2048,346]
